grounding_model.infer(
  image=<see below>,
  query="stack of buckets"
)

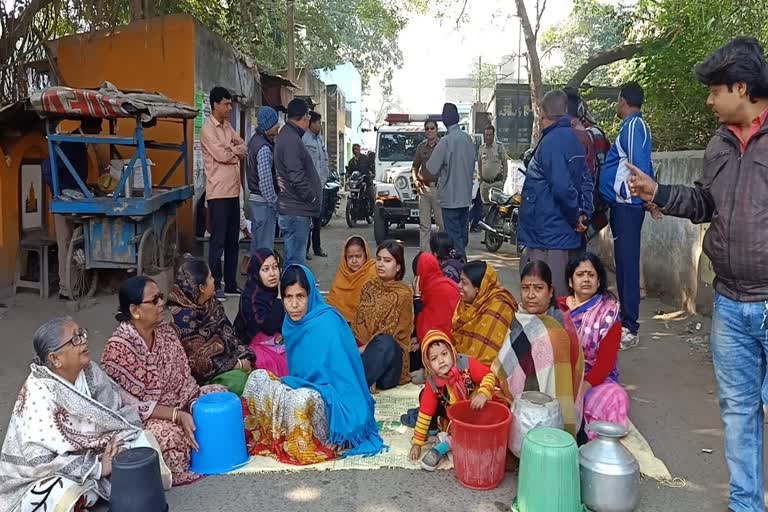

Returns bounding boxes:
[446,400,512,490]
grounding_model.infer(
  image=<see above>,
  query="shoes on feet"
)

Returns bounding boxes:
[420,447,445,472]
[620,327,639,351]
[224,286,242,296]
[59,293,70,301]
[306,252,313,261]
[215,288,227,301]
[314,250,328,257]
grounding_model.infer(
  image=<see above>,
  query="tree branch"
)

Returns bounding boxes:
[534,0,548,39]
[566,42,646,88]
[456,0,469,30]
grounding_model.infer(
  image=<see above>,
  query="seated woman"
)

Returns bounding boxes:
[452,260,518,366]
[429,231,463,283]
[242,265,383,465]
[167,258,255,395]
[560,252,628,436]
[353,240,414,390]
[327,236,377,323]
[492,260,585,436]
[102,276,226,486]
[233,248,288,377]
[413,252,461,342]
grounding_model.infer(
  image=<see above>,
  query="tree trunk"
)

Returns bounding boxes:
[0,0,55,61]
[566,42,646,88]
[513,0,544,145]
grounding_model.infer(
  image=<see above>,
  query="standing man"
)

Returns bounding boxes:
[303,111,329,259]
[274,98,321,267]
[246,106,280,252]
[629,38,768,512]
[477,125,508,212]
[518,90,593,298]
[200,86,246,300]
[425,103,475,259]
[411,119,443,252]
[43,118,102,300]
[600,82,654,350]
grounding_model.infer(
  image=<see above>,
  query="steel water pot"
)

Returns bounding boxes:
[579,421,640,512]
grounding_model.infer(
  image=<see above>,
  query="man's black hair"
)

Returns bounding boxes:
[308,111,322,124]
[695,37,768,102]
[209,86,232,109]
[562,86,581,118]
[619,82,644,109]
[484,125,495,133]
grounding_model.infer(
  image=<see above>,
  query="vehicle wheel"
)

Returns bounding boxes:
[345,201,357,228]
[484,210,504,253]
[159,217,178,269]
[137,229,158,276]
[66,226,98,300]
[320,206,333,227]
[366,214,372,224]
[373,204,389,245]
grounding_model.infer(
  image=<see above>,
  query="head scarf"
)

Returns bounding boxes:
[326,237,377,322]
[421,330,468,402]
[491,303,585,436]
[452,263,518,367]
[281,265,383,458]
[234,249,280,342]
[416,253,460,341]
[167,266,253,383]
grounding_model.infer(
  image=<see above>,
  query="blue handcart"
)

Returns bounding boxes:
[46,105,196,300]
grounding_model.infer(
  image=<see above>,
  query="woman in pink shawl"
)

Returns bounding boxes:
[102,276,225,486]
[559,252,629,438]
[233,248,288,376]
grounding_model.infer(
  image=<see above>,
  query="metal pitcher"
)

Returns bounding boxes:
[579,421,640,512]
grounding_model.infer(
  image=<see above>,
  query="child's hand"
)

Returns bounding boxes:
[470,393,488,410]
[409,444,421,461]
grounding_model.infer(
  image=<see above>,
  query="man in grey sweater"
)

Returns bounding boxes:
[425,103,475,259]
[302,111,329,259]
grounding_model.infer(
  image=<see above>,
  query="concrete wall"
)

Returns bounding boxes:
[595,150,713,315]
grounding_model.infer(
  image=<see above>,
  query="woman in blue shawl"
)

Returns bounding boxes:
[241,265,383,464]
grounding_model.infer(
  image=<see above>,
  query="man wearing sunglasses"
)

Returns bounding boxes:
[412,119,444,252]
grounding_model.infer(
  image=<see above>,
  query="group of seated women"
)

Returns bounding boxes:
[0,230,629,511]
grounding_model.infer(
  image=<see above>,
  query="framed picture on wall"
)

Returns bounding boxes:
[20,162,43,232]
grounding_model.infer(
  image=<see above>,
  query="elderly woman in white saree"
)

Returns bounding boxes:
[0,317,170,512]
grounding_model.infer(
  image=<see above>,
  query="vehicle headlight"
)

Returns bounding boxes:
[395,176,409,190]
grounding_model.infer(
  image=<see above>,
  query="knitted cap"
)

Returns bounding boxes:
[257,106,278,131]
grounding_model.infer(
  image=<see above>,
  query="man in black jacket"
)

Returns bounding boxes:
[274,98,321,266]
[629,38,768,512]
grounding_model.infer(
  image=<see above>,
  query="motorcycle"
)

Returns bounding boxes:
[479,168,525,253]
[345,167,374,227]
[320,171,341,227]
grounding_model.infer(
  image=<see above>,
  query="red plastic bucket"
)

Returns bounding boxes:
[447,400,512,490]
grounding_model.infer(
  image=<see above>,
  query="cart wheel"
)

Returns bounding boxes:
[137,229,159,276]
[160,217,178,269]
[66,226,98,300]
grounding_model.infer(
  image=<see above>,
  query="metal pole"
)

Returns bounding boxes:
[517,18,522,84]
[287,0,296,83]
[478,56,482,103]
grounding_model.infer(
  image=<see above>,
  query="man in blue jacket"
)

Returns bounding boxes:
[518,90,593,297]
[600,82,654,351]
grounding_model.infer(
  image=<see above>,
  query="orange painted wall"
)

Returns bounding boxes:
[0,134,49,289]
[52,14,197,243]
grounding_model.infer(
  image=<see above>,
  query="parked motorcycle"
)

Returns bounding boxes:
[320,171,341,227]
[346,167,374,226]
[479,167,525,253]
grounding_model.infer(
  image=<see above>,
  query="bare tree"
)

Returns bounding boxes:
[513,0,546,140]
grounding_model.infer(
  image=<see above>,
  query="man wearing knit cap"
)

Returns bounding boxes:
[274,98,321,266]
[246,106,280,252]
[424,102,476,259]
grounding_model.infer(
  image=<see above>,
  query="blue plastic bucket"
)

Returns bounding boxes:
[190,391,249,474]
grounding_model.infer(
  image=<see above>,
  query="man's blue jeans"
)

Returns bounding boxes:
[711,292,768,512]
[278,214,311,267]
[248,200,277,253]
[442,207,469,259]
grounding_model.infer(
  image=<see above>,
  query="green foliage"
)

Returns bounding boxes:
[541,0,633,86]
[469,59,497,101]
[632,0,768,150]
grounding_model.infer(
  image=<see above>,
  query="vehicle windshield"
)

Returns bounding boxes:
[377,132,426,162]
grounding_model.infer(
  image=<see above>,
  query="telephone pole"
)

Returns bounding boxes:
[477,56,482,103]
[287,0,296,83]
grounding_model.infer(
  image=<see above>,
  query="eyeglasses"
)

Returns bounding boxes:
[142,293,165,306]
[52,328,88,352]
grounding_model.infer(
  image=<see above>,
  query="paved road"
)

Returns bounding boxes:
[0,205,764,511]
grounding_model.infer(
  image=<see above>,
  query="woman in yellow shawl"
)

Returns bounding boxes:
[452,260,518,366]
[352,240,414,390]
[327,236,378,323]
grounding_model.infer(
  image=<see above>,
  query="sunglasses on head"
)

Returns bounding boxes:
[142,293,165,306]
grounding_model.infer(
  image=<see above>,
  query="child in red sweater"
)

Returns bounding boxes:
[408,329,497,470]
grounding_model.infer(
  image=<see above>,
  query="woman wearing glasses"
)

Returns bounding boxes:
[101,276,225,486]
[0,317,171,512]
